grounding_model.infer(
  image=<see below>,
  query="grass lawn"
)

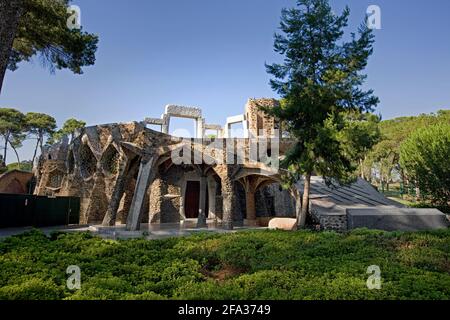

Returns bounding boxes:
[0,228,449,300]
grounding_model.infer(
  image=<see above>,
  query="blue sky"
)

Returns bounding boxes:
[1,0,450,163]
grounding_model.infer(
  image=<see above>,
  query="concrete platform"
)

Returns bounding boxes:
[91,220,267,240]
[0,220,267,240]
[347,208,450,231]
[0,225,91,239]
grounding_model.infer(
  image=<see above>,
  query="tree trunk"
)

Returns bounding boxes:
[298,173,311,228]
[31,137,40,167]
[10,142,20,170]
[0,0,24,95]
[360,159,364,180]
[2,133,9,164]
[290,186,302,227]
[39,133,44,153]
[415,181,421,202]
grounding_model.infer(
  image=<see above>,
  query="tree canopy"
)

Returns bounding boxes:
[364,110,450,187]
[0,0,98,94]
[25,112,57,165]
[400,123,450,205]
[48,118,86,145]
[0,108,84,171]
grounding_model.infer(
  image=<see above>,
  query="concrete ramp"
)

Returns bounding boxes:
[347,208,449,231]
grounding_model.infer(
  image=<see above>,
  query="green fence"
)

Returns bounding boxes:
[0,194,80,229]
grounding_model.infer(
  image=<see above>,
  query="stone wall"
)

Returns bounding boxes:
[33,99,293,229]
[34,121,179,224]
[254,184,295,218]
[246,98,280,138]
[310,207,348,232]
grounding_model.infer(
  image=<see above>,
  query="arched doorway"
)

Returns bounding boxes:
[185,180,200,218]
[234,168,296,226]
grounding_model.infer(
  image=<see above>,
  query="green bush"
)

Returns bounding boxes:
[400,123,450,205]
[0,278,64,300]
[0,228,449,300]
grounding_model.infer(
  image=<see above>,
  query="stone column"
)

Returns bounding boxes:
[102,159,129,226]
[225,124,231,138]
[242,118,249,139]
[149,178,164,224]
[126,156,156,231]
[245,189,256,221]
[221,176,235,230]
[162,115,170,134]
[197,175,207,227]
[196,118,204,139]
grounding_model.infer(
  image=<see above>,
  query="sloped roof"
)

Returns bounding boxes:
[298,177,404,216]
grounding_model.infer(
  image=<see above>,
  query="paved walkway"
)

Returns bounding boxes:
[0,220,266,240]
[0,225,91,239]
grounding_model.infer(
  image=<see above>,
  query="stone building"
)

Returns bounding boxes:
[24,98,450,233]
[34,99,298,231]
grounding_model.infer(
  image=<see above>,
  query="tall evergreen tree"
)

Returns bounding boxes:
[47,118,86,145]
[264,0,379,226]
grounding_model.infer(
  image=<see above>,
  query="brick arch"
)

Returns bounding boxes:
[0,170,33,195]
[5,178,26,194]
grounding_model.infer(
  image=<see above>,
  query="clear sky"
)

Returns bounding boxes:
[1,0,450,163]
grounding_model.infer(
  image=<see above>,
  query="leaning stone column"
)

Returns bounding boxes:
[197,175,208,227]
[102,159,129,226]
[126,156,156,231]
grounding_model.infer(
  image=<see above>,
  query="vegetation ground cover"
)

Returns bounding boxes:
[0,229,449,300]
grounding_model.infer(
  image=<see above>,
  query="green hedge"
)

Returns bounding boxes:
[0,228,449,300]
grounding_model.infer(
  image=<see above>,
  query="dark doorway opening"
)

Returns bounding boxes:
[185,181,200,218]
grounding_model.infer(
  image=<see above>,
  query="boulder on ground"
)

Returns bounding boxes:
[268,218,298,231]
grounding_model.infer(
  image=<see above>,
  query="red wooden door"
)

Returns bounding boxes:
[185,181,200,218]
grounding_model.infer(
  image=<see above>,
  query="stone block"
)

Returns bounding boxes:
[347,208,449,231]
[268,218,298,231]
[165,105,202,119]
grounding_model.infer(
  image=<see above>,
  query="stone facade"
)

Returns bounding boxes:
[246,98,280,138]
[34,99,299,231]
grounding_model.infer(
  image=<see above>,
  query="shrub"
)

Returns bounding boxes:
[0,278,64,300]
[400,123,450,205]
[0,229,450,300]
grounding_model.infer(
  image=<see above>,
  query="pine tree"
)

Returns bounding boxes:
[0,0,98,94]
[264,0,379,226]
